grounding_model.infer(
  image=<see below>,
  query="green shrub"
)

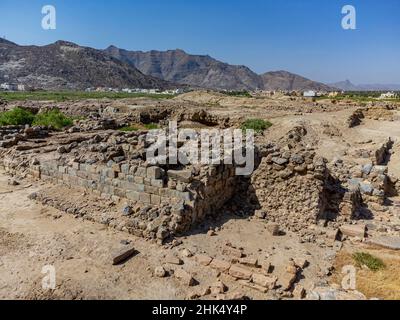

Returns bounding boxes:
[119,126,138,132]
[241,118,272,133]
[222,90,252,98]
[144,123,159,130]
[0,107,35,126]
[32,109,73,130]
[0,91,176,102]
[353,252,386,271]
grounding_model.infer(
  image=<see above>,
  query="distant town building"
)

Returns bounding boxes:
[303,90,316,97]
[328,91,339,97]
[0,83,8,91]
[380,92,396,99]
[0,83,19,91]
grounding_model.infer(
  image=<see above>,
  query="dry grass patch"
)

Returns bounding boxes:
[332,249,400,300]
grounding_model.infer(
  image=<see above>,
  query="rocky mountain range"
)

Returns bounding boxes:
[0,38,336,91]
[105,46,332,91]
[260,70,333,91]
[330,80,400,92]
[104,46,264,90]
[0,39,172,90]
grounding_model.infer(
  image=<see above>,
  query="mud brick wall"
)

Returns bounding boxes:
[250,149,329,232]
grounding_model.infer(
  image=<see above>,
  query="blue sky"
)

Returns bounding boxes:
[1,0,399,84]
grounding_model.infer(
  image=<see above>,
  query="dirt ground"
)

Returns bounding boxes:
[0,171,339,300]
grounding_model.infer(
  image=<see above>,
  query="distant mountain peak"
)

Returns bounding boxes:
[106,45,119,50]
[0,39,174,90]
[53,40,79,47]
[104,46,265,90]
[261,70,333,91]
[0,37,17,46]
[329,80,400,91]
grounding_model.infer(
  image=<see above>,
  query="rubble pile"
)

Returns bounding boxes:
[347,105,397,128]
[249,146,330,232]
[0,125,49,148]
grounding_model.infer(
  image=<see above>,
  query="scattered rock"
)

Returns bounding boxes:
[251,273,277,289]
[222,247,244,259]
[196,254,213,266]
[122,205,133,216]
[180,248,193,258]
[293,257,308,269]
[207,230,217,237]
[8,178,20,186]
[340,224,366,238]
[228,265,253,280]
[165,255,183,265]
[266,223,280,236]
[174,268,196,287]
[210,280,228,295]
[292,285,306,299]
[367,236,400,250]
[239,257,258,268]
[154,266,167,278]
[112,245,137,265]
[210,259,231,273]
[238,280,268,293]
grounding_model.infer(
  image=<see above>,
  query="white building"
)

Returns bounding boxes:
[0,83,9,91]
[0,83,18,91]
[380,92,396,99]
[303,90,316,97]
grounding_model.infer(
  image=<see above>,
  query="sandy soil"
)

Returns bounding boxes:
[0,171,338,300]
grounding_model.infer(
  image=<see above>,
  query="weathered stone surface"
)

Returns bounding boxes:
[174,268,196,286]
[279,272,297,291]
[367,236,400,250]
[195,254,213,266]
[165,255,183,265]
[272,157,288,165]
[239,257,258,268]
[292,285,306,299]
[154,266,167,278]
[326,229,340,241]
[340,224,366,238]
[228,265,253,280]
[238,280,268,293]
[147,166,164,179]
[251,273,277,289]
[222,247,244,259]
[210,259,231,272]
[293,257,308,269]
[122,205,133,216]
[210,280,228,294]
[308,286,366,300]
[266,223,280,236]
[180,248,193,258]
[111,245,136,265]
[259,259,272,274]
[167,170,193,183]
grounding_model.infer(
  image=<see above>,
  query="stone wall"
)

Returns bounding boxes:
[249,147,330,232]
[0,129,238,241]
